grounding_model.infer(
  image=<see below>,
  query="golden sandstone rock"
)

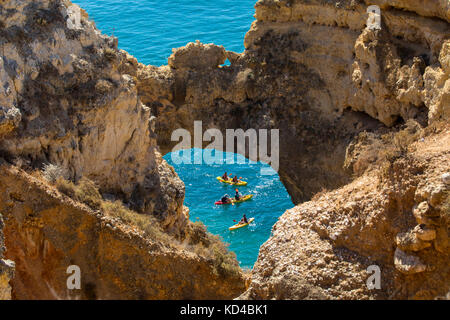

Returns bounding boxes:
[0,164,245,299]
[168,40,227,70]
[394,248,427,275]
[414,225,436,242]
[0,215,14,300]
[0,0,448,300]
[137,0,450,205]
[0,0,245,299]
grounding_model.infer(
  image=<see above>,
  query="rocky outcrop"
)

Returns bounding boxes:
[0,214,14,300]
[249,0,449,126]
[241,128,450,300]
[236,0,449,300]
[0,0,246,299]
[0,0,448,300]
[0,163,245,299]
[168,40,227,70]
[134,0,449,299]
[368,0,449,21]
[135,0,449,204]
[0,0,186,234]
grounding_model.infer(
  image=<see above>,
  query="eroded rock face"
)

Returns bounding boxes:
[0,0,186,234]
[0,214,14,300]
[168,40,227,70]
[0,0,246,300]
[136,0,449,204]
[248,0,449,126]
[132,1,450,300]
[0,0,448,301]
[0,164,245,300]
[241,129,450,300]
[368,0,450,21]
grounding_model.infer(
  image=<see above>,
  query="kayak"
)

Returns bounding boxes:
[229,218,255,231]
[215,194,253,205]
[216,176,248,186]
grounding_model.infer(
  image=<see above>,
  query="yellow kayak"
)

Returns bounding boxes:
[216,176,248,186]
[229,218,255,231]
[215,194,253,205]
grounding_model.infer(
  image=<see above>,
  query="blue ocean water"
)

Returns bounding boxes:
[72,0,256,66]
[165,149,293,268]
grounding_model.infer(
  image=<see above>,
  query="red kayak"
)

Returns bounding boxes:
[215,195,253,205]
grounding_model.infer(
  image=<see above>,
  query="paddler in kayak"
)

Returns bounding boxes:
[232,175,239,183]
[222,172,229,181]
[238,214,248,225]
[220,194,232,204]
[234,189,241,201]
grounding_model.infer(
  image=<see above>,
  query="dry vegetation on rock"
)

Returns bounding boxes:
[54,174,240,279]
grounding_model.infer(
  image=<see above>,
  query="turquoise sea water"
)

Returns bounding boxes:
[165,149,293,268]
[73,0,256,66]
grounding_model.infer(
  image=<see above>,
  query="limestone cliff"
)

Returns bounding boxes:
[0,0,246,299]
[237,0,449,300]
[0,163,245,299]
[134,0,449,299]
[241,127,449,299]
[248,0,449,125]
[0,213,14,300]
[136,0,449,204]
[0,0,186,234]
[0,0,448,300]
